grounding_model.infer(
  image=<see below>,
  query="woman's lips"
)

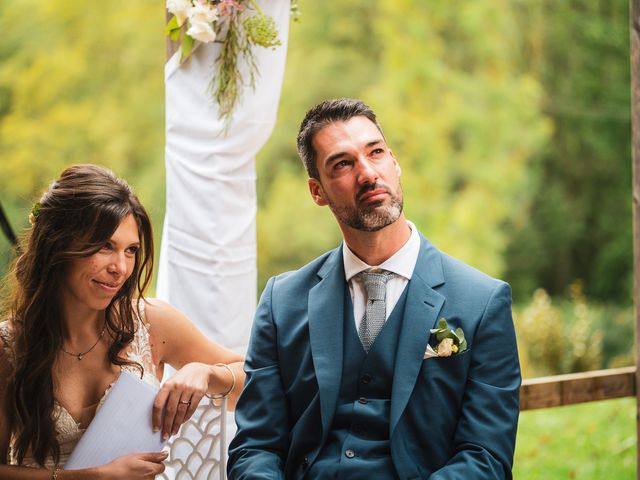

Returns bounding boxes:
[93,280,120,293]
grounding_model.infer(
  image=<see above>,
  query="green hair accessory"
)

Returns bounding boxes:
[28,202,41,225]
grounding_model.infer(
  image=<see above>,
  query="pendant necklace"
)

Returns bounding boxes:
[61,322,107,361]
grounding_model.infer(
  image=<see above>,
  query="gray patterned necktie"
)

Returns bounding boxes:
[357,270,394,352]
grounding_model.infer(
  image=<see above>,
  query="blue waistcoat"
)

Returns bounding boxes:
[307,285,409,479]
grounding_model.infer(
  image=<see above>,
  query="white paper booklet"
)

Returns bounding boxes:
[65,371,166,470]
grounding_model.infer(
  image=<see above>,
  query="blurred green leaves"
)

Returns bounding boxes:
[0,0,633,308]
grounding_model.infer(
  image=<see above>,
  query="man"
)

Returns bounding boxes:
[228,99,521,479]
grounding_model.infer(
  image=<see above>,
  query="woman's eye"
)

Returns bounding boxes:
[100,243,113,251]
[126,246,139,255]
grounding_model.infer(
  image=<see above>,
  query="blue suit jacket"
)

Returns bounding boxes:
[228,235,521,479]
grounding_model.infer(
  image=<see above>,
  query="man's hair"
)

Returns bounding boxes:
[296,98,384,179]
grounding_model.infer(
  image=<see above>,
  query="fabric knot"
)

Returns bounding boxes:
[358,270,393,301]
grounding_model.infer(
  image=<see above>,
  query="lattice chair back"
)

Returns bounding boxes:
[158,397,227,480]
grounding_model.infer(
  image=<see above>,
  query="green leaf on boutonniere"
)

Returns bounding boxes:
[430,318,467,356]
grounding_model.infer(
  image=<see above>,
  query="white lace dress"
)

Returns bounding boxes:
[0,302,161,469]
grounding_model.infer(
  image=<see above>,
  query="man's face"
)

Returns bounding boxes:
[308,116,403,232]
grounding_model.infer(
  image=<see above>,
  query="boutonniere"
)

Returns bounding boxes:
[428,318,467,358]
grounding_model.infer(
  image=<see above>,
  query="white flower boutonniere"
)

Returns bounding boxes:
[428,318,468,358]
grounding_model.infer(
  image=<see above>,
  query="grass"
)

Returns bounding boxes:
[514,397,636,479]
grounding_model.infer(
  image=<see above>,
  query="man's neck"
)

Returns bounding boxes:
[341,215,412,266]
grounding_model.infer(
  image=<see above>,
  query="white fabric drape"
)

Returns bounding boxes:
[158,0,289,354]
[157,3,289,478]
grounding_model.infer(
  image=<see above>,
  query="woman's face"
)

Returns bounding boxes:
[62,214,140,314]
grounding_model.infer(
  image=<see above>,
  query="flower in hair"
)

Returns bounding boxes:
[28,202,41,226]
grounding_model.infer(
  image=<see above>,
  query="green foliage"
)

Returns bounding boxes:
[515,398,636,479]
[0,0,166,282]
[505,0,632,303]
[0,0,634,320]
[514,284,633,378]
[257,172,342,281]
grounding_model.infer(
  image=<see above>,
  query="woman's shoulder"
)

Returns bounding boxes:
[131,298,180,344]
[136,298,183,328]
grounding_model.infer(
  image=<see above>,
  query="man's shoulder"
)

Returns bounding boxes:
[417,233,507,293]
[441,250,504,287]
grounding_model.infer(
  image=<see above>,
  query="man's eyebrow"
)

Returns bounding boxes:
[324,139,385,166]
[365,139,385,149]
[325,151,348,166]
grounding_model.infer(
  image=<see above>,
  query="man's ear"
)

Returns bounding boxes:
[389,149,402,177]
[308,178,328,206]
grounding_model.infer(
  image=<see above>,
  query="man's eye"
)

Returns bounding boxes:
[371,148,384,155]
[335,160,349,169]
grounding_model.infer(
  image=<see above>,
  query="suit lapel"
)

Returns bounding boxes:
[390,236,445,435]
[308,247,345,441]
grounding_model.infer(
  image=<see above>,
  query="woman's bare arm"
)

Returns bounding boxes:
[144,299,245,438]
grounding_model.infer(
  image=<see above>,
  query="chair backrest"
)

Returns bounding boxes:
[158,397,227,480]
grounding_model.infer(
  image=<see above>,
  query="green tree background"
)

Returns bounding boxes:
[0,1,636,476]
[0,0,632,308]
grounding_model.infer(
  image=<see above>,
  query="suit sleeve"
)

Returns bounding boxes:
[227,277,288,480]
[429,282,521,480]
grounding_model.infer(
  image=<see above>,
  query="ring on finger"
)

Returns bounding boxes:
[178,399,192,405]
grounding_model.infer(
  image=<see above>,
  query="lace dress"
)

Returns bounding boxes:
[0,302,161,469]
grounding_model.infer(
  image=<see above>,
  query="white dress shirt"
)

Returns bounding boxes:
[342,220,421,332]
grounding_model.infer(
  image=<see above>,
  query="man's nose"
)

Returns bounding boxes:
[356,158,378,185]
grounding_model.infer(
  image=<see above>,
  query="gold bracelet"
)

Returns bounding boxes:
[51,467,60,480]
[208,363,236,400]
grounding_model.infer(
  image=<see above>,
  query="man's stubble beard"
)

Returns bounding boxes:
[325,182,404,232]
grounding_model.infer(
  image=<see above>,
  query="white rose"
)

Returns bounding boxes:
[437,338,454,357]
[187,19,217,43]
[186,2,218,43]
[189,2,218,24]
[167,0,192,26]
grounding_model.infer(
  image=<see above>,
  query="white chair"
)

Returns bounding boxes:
[159,398,227,480]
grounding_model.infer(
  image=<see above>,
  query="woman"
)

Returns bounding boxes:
[0,164,245,479]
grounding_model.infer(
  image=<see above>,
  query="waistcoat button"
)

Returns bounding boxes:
[345,449,355,458]
[358,397,368,404]
[361,373,372,384]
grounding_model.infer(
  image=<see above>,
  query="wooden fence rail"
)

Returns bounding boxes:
[520,366,636,411]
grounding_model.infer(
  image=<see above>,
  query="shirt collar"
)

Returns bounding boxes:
[343,220,421,282]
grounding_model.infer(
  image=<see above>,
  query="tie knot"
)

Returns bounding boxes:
[357,270,393,301]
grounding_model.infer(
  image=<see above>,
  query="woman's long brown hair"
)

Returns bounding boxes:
[2,164,154,466]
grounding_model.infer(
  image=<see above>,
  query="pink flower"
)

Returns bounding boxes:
[218,0,245,17]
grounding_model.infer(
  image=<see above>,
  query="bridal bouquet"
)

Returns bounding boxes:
[165,0,297,119]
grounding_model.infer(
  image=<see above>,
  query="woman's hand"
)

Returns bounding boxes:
[152,362,212,439]
[97,451,167,479]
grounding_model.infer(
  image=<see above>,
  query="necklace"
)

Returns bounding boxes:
[61,322,107,361]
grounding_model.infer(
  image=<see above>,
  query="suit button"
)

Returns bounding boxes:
[358,397,368,404]
[302,457,309,468]
[345,449,355,459]
[361,373,372,384]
